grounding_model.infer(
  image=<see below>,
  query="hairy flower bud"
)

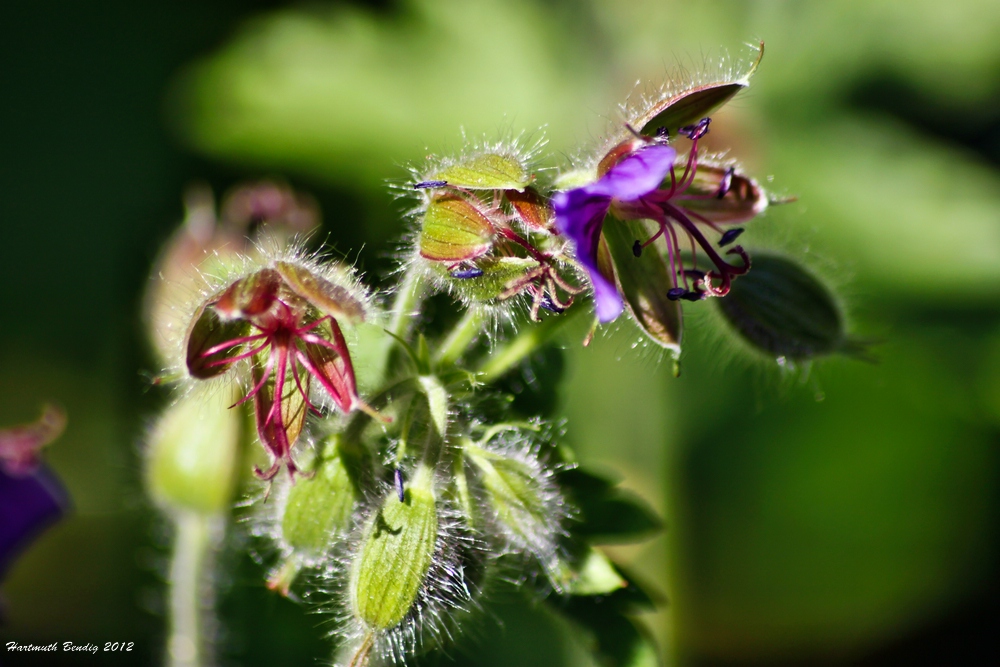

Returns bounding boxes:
[716,253,863,361]
[418,195,495,263]
[349,464,438,632]
[146,385,242,515]
[426,151,531,191]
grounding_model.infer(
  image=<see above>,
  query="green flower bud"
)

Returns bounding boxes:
[146,384,242,515]
[428,151,530,191]
[350,464,438,632]
[279,434,358,561]
[602,216,682,354]
[716,253,864,361]
[464,439,565,587]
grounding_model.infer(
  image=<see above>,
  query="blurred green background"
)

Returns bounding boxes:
[2,0,998,665]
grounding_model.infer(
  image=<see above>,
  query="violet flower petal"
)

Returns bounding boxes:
[553,144,677,322]
[0,465,69,578]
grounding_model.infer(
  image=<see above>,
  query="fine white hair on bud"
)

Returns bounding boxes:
[331,463,485,666]
[461,425,569,592]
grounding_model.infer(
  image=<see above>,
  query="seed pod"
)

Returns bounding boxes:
[602,217,682,354]
[279,434,358,562]
[146,384,242,515]
[419,196,495,262]
[350,464,438,631]
[429,152,531,191]
[716,253,859,360]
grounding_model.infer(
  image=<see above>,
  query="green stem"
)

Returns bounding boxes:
[477,310,583,384]
[166,511,220,667]
[433,308,485,368]
[388,267,426,341]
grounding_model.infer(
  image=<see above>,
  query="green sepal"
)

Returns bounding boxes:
[434,256,539,302]
[419,195,495,262]
[146,385,243,515]
[716,253,867,361]
[430,152,531,191]
[184,300,251,379]
[559,468,663,544]
[603,217,682,355]
[350,464,438,631]
[551,588,661,667]
[280,434,359,561]
[637,42,763,137]
[678,161,768,225]
[274,260,366,323]
[557,547,628,596]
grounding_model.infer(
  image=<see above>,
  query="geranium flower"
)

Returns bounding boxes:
[0,406,69,577]
[553,120,762,323]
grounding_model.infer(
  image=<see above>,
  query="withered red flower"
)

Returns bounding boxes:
[185,260,377,481]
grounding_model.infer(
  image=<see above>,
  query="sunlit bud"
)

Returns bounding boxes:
[716,253,865,361]
[632,42,763,137]
[675,159,768,225]
[418,195,495,262]
[146,385,242,515]
[603,217,682,354]
[464,437,565,588]
[275,435,357,569]
[349,464,438,632]
[427,151,531,191]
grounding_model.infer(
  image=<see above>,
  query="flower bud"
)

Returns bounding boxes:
[464,439,565,587]
[279,434,357,561]
[349,464,438,632]
[146,385,242,515]
[427,151,530,191]
[602,216,682,354]
[418,195,495,262]
[677,160,768,225]
[716,253,861,361]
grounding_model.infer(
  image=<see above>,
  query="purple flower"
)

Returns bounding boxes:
[553,144,676,322]
[0,405,69,578]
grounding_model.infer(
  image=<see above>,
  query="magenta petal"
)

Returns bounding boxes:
[588,144,676,200]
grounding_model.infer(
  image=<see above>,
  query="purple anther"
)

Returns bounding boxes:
[414,180,448,190]
[716,167,735,199]
[632,240,643,258]
[394,468,405,502]
[540,296,566,314]
[667,288,687,301]
[718,228,744,247]
[450,266,484,280]
[678,117,711,140]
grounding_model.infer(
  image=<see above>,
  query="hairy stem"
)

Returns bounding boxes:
[167,511,220,667]
[477,310,583,383]
[434,308,485,368]
[388,267,426,341]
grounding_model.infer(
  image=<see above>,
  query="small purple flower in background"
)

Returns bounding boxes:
[553,119,763,323]
[0,405,69,578]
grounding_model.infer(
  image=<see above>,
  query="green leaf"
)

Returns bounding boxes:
[560,467,663,544]
[431,152,531,190]
[563,547,627,596]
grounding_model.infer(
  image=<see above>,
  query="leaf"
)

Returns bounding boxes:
[560,467,663,544]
